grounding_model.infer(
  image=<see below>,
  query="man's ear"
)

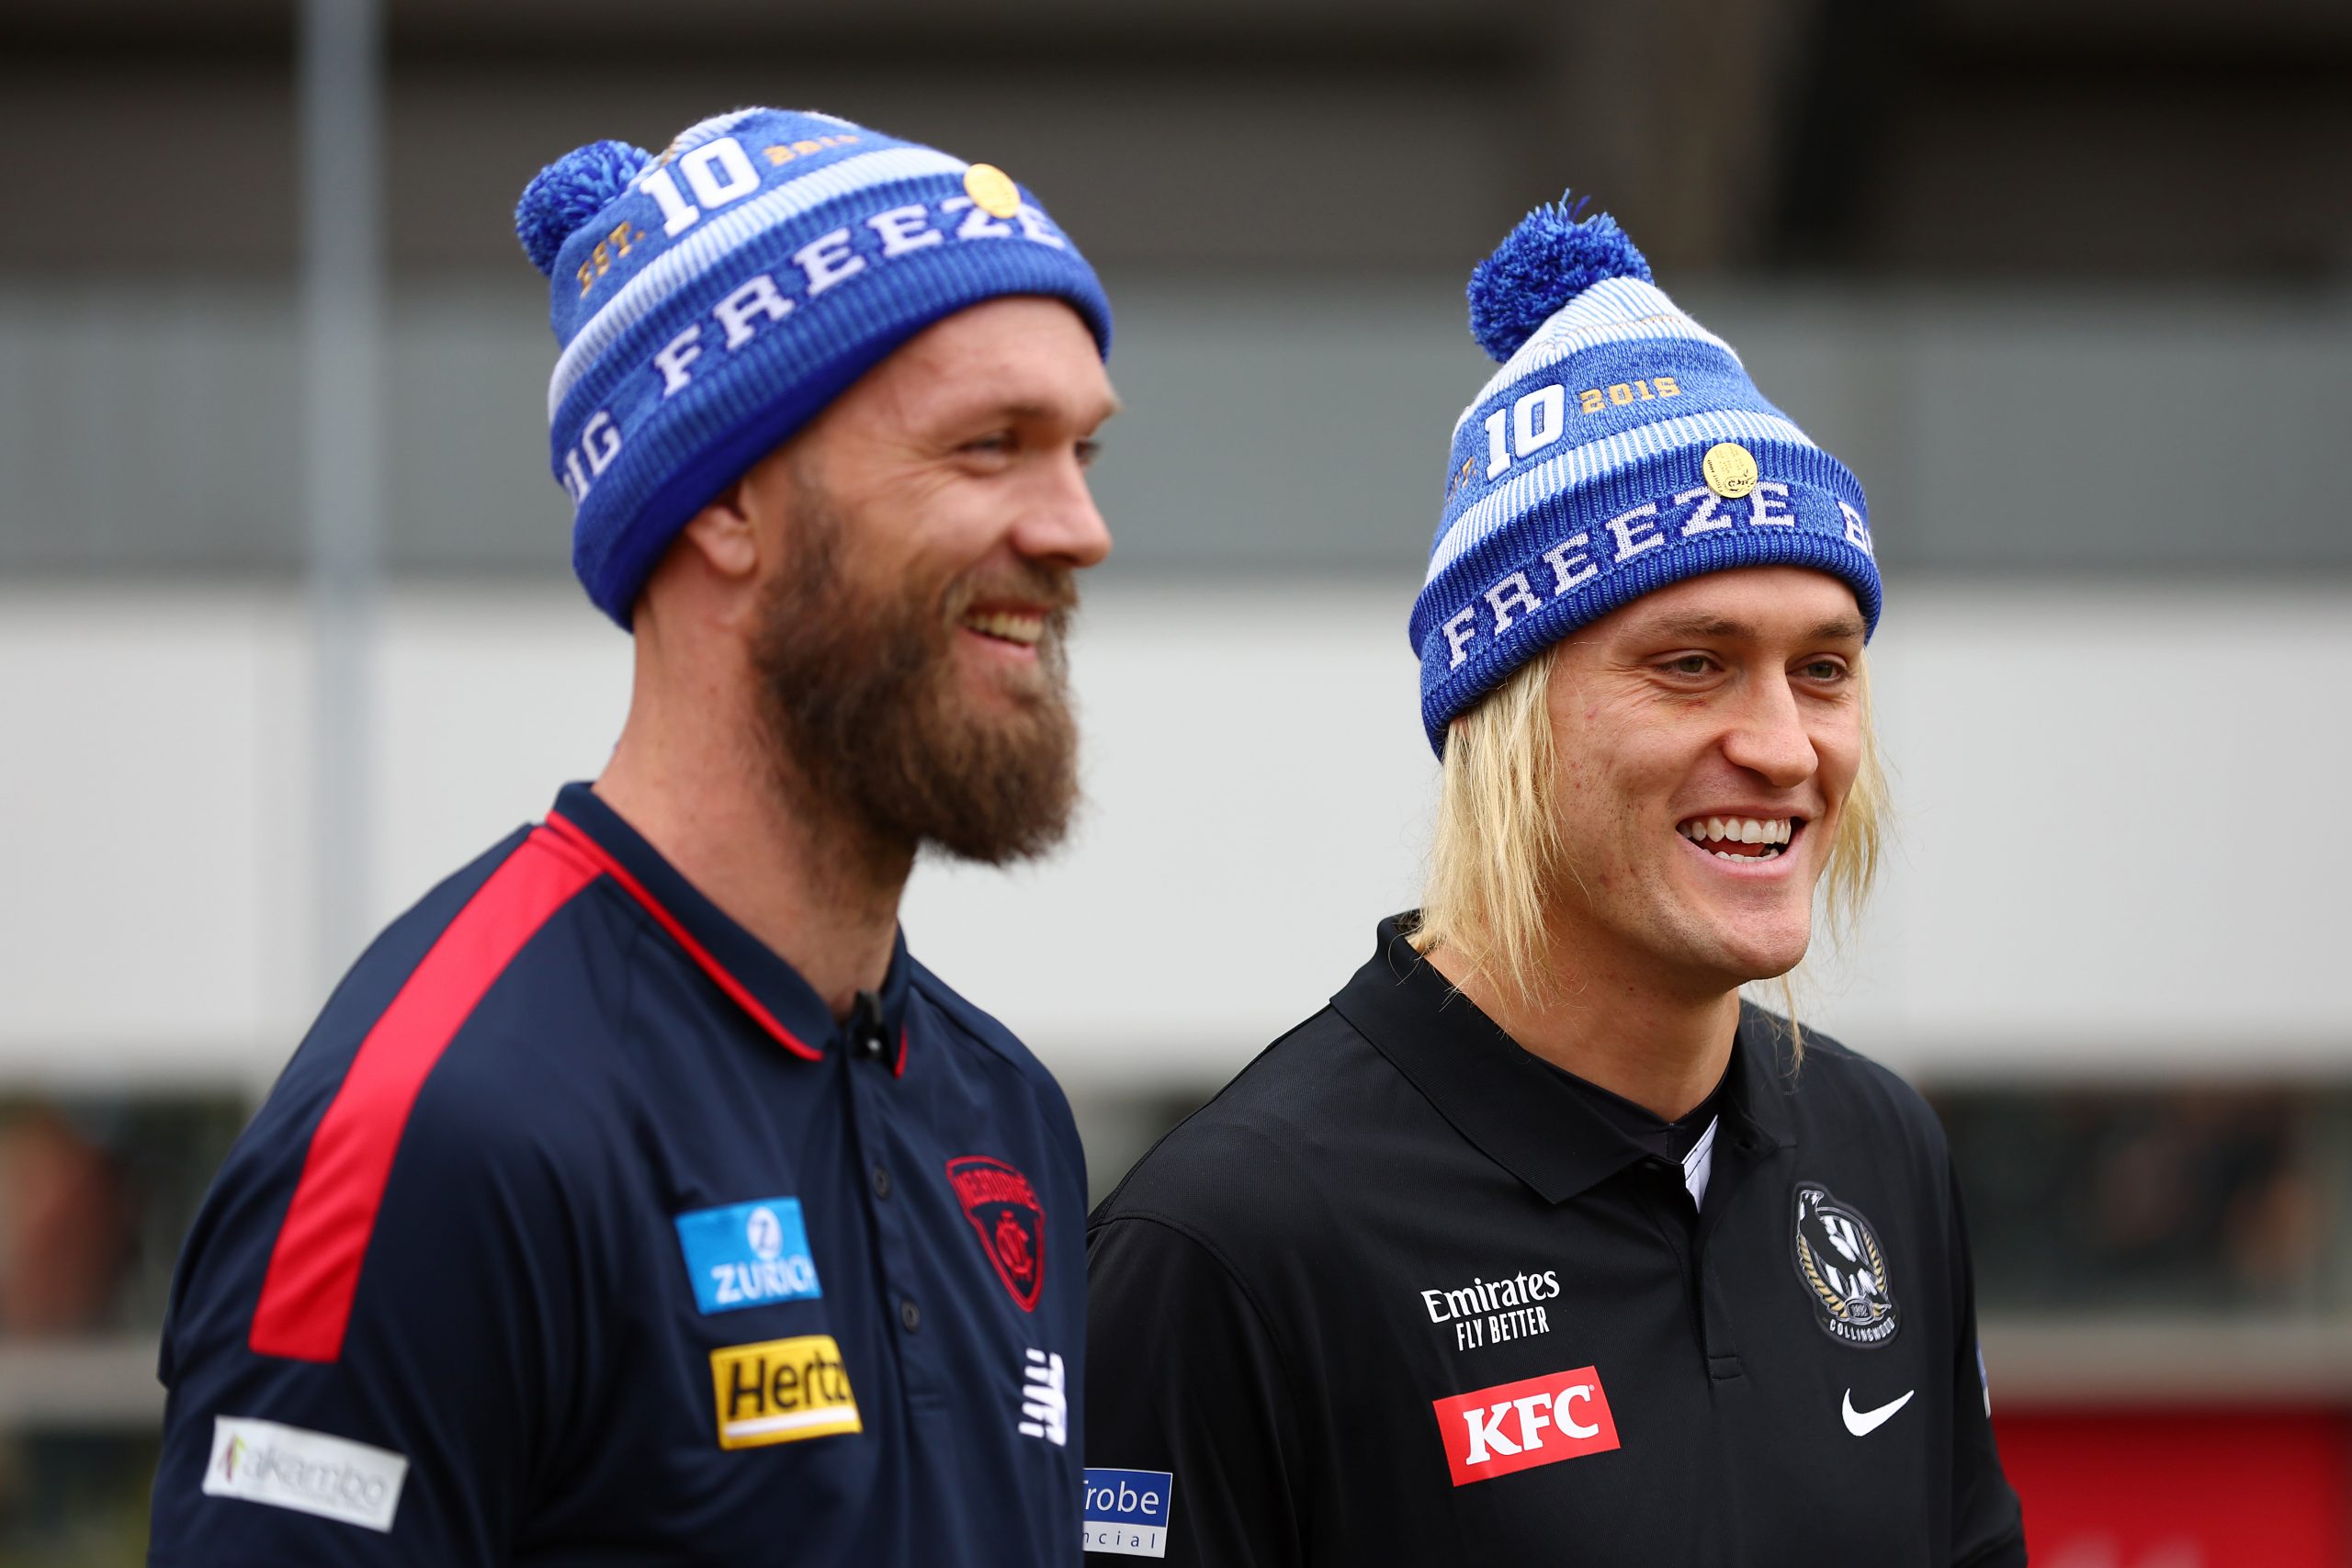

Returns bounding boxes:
[676,479,763,582]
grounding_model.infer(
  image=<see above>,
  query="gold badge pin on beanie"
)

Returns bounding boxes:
[1409,191,1881,755]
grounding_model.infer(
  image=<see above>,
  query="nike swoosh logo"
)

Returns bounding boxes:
[1841,1387,1915,1436]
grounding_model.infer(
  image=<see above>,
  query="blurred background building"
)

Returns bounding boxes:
[2,0,2348,1561]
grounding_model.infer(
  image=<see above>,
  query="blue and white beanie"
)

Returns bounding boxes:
[515,107,1113,626]
[1411,196,1880,755]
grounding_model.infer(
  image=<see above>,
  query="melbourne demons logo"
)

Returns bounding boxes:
[1791,1183,1900,1347]
[946,1156,1046,1312]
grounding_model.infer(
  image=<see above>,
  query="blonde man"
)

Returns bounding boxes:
[1082,197,2025,1566]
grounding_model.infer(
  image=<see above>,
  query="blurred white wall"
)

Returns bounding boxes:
[3,580,2346,1095]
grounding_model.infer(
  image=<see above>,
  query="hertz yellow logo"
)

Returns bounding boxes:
[708,1335,862,1450]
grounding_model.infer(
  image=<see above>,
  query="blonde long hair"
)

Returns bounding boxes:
[1408,649,1887,1045]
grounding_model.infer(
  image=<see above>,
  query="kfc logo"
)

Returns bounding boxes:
[1430,1364,1622,1486]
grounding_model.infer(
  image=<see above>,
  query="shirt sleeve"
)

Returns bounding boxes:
[1944,1161,2027,1567]
[1085,1213,1309,1568]
[147,1077,585,1566]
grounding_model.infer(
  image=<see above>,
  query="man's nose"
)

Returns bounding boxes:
[1721,672,1817,787]
[1012,456,1113,570]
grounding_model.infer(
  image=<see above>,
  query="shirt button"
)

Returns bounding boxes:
[871,1164,893,1200]
[899,1298,922,1333]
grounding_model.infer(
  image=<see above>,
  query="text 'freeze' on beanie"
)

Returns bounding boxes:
[1411,194,1881,757]
[515,107,1113,627]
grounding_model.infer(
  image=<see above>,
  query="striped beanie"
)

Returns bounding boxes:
[515,107,1113,626]
[1411,196,1880,755]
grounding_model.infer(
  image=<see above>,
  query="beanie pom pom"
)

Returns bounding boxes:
[1465,193,1653,363]
[515,140,654,276]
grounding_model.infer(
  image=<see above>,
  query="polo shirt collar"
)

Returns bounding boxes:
[1331,915,1796,1205]
[544,782,914,1067]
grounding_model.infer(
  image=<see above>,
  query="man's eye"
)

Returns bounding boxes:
[963,433,1013,455]
[1665,655,1713,676]
[1802,660,1849,681]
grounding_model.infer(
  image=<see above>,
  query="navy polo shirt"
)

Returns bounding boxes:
[150,783,1087,1566]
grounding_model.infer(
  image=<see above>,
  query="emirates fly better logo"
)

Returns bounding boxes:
[1430,1365,1623,1486]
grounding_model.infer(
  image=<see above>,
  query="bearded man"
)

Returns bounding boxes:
[1083,198,2026,1565]
[149,108,1116,1566]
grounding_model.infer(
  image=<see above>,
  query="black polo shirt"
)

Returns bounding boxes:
[1084,917,2023,1566]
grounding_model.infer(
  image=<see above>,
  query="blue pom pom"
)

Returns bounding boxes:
[515,140,654,276]
[1465,193,1653,363]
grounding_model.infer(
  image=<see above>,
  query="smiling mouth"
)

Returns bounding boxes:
[958,608,1046,648]
[1677,815,1802,862]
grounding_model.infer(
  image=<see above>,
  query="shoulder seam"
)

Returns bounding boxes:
[908,966,1050,1079]
[1091,1208,1322,1456]
[1093,1007,1347,1214]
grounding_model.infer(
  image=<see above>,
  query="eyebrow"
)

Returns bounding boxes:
[984,390,1123,425]
[1643,613,1867,643]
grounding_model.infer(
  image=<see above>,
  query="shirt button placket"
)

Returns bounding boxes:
[838,999,935,1393]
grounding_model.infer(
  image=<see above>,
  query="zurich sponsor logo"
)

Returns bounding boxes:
[1082,1467,1172,1558]
[674,1197,821,1314]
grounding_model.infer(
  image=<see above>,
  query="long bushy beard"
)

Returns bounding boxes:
[751,482,1081,866]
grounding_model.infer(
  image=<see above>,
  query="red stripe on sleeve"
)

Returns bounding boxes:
[248,828,598,1362]
[544,810,821,1062]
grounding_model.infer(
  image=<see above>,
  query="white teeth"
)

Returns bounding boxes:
[1679,816,1797,848]
[962,610,1044,646]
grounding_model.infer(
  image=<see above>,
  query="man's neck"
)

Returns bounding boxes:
[593,671,910,1022]
[1427,925,1741,1123]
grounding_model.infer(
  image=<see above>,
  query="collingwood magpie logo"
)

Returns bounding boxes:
[1791,1184,1899,1347]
